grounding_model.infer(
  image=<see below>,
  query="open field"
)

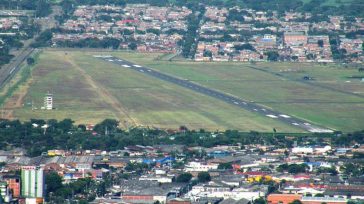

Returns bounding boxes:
[6,50,302,132]
[115,54,364,132]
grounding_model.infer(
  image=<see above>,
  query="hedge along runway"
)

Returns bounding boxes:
[110,52,364,132]
[9,50,302,132]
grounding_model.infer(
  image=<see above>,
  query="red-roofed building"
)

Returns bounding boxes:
[267,194,302,204]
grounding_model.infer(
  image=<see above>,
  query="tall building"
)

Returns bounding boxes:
[21,166,44,199]
[3,175,20,198]
[44,93,53,110]
[0,181,11,203]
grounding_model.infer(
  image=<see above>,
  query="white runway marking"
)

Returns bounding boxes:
[279,114,291,118]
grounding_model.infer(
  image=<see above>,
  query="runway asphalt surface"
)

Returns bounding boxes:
[95,55,334,133]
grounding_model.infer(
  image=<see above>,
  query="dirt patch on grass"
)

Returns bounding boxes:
[63,55,140,127]
[3,78,33,119]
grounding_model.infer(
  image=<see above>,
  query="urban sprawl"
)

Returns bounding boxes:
[48,4,364,62]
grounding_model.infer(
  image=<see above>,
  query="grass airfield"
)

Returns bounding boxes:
[6,50,364,132]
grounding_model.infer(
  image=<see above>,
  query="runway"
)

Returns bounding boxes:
[95,55,333,133]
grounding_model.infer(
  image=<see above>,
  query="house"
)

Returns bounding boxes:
[2,175,20,198]
[284,31,307,46]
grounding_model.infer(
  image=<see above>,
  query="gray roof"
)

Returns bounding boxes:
[219,198,250,204]
[120,179,185,196]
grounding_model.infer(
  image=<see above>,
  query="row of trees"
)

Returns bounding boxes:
[0,118,363,157]
[181,5,206,58]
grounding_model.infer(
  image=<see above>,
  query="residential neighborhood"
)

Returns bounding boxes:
[49,4,364,63]
[53,4,191,53]
[1,131,364,203]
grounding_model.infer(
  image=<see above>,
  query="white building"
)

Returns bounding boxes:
[292,147,314,154]
[315,145,331,154]
[184,162,218,172]
[139,175,173,183]
[187,184,264,201]
[44,93,53,110]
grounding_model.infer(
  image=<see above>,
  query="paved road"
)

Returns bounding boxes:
[0,6,61,90]
[95,55,334,133]
[0,48,35,89]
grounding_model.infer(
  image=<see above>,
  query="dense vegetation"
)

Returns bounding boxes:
[46,172,108,203]
[0,0,51,17]
[0,18,40,67]
[58,0,363,17]
[0,119,363,157]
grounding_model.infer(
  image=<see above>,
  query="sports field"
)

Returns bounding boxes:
[7,50,302,132]
[115,53,364,132]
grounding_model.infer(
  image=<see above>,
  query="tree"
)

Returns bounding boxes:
[289,200,303,204]
[265,51,279,61]
[234,43,256,51]
[277,163,308,174]
[253,197,267,204]
[27,57,35,65]
[203,50,212,58]
[176,173,193,182]
[218,163,233,170]
[58,119,74,133]
[36,0,52,17]
[128,42,137,50]
[46,172,63,194]
[94,119,119,135]
[197,172,211,182]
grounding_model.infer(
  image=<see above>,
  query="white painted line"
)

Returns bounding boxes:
[253,109,258,111]
[122,65,131,68]
[117,59,123,62]
[308,128,334,133]
[279,114,291,118]
[9,67,15,74]
[93,55,112,58]
[139,70,144,72]
[234,102,239,105]
[108,59,114,62]
[133,65,142,68]
[304,123,311,126]
[266,114,278,118]
[292,123,299,126]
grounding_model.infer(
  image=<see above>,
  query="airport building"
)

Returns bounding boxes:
[44,93,53,110]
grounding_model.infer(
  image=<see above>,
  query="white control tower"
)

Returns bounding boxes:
[44,93,53,110]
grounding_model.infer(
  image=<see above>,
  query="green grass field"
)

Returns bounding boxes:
[10,50,302,132]
[116,54,364,132]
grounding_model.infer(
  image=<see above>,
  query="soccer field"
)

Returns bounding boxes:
[7,50,303,132]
